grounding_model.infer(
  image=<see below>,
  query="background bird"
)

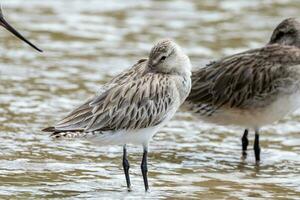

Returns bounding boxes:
[186,18,300,162]
[43,39,192,191]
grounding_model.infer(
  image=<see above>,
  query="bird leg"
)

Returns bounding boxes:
[254,129,261,162]
[141,145,149,191]
[242,129,249,158]
[122,144,131,191]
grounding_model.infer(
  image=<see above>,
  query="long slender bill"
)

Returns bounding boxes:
[0,10,42,52]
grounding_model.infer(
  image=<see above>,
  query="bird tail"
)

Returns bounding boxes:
[42,126,89,139]
[50,131,89,139]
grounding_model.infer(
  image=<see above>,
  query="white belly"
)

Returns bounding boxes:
[197,92,300,129]
[86,125,161,146]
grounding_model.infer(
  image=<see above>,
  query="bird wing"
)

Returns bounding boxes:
[48,73,177,133]
[43,59,148,132]
[188,44,300,111]
[108,58,148,85]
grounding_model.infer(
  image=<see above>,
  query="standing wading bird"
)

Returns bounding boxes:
[43,39,192,191]
[0,5,42,52]
[186,18,300,162]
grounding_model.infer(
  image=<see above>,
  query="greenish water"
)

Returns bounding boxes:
[0,0,299,199]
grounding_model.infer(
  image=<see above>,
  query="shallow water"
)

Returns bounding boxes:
[0,0,300,199]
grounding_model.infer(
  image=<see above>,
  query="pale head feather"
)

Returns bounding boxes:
[269,18,300,48]
[147,39,192,76]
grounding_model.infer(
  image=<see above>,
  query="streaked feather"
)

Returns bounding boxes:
[51,59,148,131]
[187,44,300,116]
[46,73,180,136]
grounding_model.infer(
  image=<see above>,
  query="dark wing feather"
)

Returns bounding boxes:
[85,74,176,132]
[188,44,300,110]
[47,73,176,133]
[43,59,148,132]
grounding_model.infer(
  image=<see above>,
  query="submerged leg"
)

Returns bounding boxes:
[242,129,249,157]
[141,145,149,191]
[254,129,261,162]
[122,144,131,191]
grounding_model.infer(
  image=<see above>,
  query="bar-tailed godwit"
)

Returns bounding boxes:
[43,39,192,191]
[186,18,300,162]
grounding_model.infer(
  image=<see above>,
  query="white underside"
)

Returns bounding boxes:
[85,106,178,146]
[197,92,300,129]
[86,125,162,146]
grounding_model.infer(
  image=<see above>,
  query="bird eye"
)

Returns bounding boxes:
[276,31,285,39]
[160,56,167,61]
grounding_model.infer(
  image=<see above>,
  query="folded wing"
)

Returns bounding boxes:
[43,59,149,132]
[47,73,176,133]
[188,44,300,110]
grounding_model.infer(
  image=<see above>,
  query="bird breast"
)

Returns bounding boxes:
[174,74,192,104]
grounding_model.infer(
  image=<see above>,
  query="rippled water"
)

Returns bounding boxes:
[0,0,300,199]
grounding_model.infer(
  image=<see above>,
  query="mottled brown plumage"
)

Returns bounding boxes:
[46,59,149,134]
[55,73,176,132]
[188,44,300,115]
[186,18,300,162]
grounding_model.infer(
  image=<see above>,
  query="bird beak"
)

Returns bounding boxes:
[0,13,42,52]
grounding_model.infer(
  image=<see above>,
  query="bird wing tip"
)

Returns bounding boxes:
[42,126,56,132]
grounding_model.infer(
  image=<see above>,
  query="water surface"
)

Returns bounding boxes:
[0,0,299,199]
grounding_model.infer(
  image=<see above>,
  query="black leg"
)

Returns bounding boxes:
[242,129,249,157]
[122,144,131,191]
[254,129,261,162]
[141,145,149,191]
